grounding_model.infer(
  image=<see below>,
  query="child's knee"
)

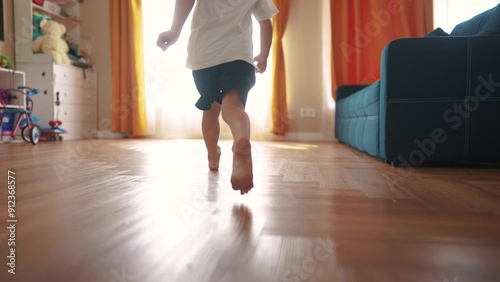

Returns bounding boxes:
[222,89,244,105]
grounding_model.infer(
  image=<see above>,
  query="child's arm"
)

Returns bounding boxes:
[254,19,273,73]
[156,0,196,51]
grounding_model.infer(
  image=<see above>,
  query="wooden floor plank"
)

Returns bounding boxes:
[316,166,364,191]
[462,180,500,197]
[349,168,412,199]
[383,170,500,215]
[0,139,499,282]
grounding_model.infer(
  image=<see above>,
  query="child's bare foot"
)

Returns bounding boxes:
[208,146,221,170]
[231,138,253,194]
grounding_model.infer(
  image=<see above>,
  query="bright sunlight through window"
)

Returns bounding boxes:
[434,0,500,33]
[142,1,274,140]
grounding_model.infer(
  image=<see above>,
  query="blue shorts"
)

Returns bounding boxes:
[192,60,256,111]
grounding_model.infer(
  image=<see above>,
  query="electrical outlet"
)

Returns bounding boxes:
[300,108,316,118]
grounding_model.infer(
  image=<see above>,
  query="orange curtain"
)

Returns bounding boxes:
[331,0,434,100]
[270,0,291,136]
[109,0,147,137]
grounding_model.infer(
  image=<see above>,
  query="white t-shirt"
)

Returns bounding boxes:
[186,0,279,70]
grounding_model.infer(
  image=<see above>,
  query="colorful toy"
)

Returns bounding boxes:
[0,87,41,145]
[41,109,67,141]
[32,19,71,65]
[33,11,52,40]
[0,55,11,69]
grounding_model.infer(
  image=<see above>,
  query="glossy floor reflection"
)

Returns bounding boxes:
[0,139,499,282]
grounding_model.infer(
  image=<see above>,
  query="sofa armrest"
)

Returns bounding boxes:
[336,85,370,101]
[380,36,500,165]
[384,36,474,100]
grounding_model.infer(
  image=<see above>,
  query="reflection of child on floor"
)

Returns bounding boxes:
[157,0,279,195]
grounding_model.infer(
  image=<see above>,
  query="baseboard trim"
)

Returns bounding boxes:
[99,131,127,139]
[268,132,335,142]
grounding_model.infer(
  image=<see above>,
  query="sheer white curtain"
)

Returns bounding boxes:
[142,1,274,140]
[433,0,500,33]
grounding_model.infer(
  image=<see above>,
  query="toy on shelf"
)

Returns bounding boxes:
[33,11,52,40]
[0,55,12,69]
[33,0,45,6]
[32,19,71,65]
[41,109,67,141]
[0,86,42,145]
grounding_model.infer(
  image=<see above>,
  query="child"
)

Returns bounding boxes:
[157,0,278,195]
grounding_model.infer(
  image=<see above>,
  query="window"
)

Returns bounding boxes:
[434,0,500,33]
[142,0,273,139]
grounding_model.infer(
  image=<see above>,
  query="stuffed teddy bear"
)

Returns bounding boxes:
[32,19,71,65]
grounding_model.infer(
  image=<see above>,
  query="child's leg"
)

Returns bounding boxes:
[221,89,253,194]
[202,102,222,170]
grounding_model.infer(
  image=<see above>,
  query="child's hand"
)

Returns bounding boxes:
[156,30,180,51]
[253,55,268,73]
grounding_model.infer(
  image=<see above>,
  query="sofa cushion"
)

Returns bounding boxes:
[479,4,500,35]
[426,28,448,37]
[336,81,380,156]
[451,4,500,36]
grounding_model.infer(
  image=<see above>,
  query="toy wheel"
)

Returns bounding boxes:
[21,126,31,143]
[58,135,63,141]
[29,124,41,145]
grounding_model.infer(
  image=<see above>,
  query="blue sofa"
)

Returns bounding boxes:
[335,4,500,167]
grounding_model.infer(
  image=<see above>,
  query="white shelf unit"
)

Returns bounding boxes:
[13,0,98,141]
[17,62,98,141]
[1,69,26,142]
[0,68,27,110]
[14,0,81,64]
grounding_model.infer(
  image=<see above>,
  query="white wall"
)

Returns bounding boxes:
[80,0,113,132]
[281,0,334,140]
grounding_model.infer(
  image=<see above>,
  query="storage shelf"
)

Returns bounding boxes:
[14,0,82,63]
[12,1,98,141]
[33,3,80,30]
[2,105,25,110]
[50,0,79,9]
[0,69,27,114]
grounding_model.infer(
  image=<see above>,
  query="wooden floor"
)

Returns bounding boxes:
[0,139,500,282]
